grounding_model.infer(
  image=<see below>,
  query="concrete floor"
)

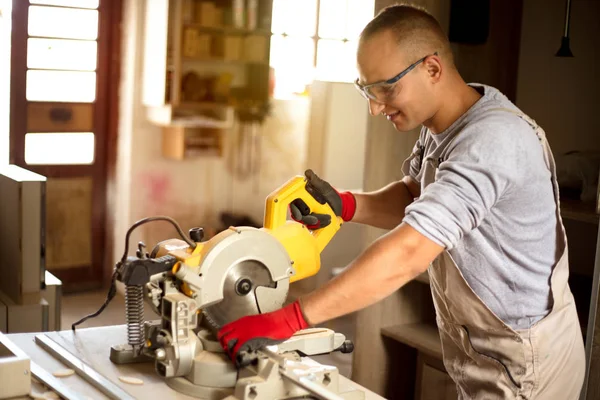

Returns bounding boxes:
[61,289,356,379]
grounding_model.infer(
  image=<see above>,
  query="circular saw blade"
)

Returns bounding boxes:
[203,260,287,331]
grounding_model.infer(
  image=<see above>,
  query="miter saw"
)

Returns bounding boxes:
[73,174,364,400]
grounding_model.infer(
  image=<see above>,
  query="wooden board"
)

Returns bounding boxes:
[381,323,443,361]
[45,177,93,270]
[27,103,93,133]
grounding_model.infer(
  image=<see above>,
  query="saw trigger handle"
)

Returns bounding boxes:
[263,175,342,253]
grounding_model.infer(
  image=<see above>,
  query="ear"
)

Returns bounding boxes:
[424,54,442,83]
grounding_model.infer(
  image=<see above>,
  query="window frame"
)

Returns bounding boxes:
[269,0,374,96]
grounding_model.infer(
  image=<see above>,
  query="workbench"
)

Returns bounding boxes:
[7,324,385,400]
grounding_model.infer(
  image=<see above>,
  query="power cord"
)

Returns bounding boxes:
[71,216,194,331]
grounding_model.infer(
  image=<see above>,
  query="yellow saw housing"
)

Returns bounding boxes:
[262,175,342,282]
[155,174,342,285]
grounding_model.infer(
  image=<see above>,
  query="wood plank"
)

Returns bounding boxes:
[102,0,124,287]
[45,177,93,271]
[183,23,272,36]
[27,103,93,133]
[381,323,443,361]
[9,1,28,166]
[162,126,186,160]
[171,0,183,106]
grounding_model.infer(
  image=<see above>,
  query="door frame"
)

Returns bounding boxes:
[9,0,122,291]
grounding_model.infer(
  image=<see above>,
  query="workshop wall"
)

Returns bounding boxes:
[516,0,600,154]
[112,0,310,258]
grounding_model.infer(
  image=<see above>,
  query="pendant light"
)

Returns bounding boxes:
[556,0,574,57]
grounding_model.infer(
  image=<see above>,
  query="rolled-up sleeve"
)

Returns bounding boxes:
[402,124,522,249]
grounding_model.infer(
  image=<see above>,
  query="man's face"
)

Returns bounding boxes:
[356,30,437,132]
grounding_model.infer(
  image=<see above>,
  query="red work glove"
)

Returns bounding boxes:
[290,169,357,229]
[217,300,309,367]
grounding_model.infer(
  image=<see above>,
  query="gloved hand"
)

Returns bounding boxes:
[290,169,357,229]
[217,300,309,367]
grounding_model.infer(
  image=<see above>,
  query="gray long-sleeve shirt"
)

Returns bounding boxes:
[403,83,558,329]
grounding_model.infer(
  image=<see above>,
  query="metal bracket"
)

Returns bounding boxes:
[35,334,136,400]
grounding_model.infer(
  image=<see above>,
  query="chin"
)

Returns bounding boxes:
[391,118,419,133]
[387,111,418,132]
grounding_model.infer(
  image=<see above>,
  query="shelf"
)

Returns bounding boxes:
[184,24,272,36]
[146,104,234,128]
[178,102,233,110]
[182,57,268,66]
[560,199,599,224]
[381,323,443,360]
[166,116,232,129]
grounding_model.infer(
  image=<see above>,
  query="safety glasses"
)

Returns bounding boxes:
[354,52,438,103]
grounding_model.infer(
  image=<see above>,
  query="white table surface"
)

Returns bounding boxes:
[7,325,386,400]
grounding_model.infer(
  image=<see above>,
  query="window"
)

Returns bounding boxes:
[270,0,375,99]
[24,2,100,165]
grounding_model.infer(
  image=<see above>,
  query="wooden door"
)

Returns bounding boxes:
[9,0,121,291]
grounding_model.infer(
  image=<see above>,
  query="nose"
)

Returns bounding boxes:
[368,98,385,116]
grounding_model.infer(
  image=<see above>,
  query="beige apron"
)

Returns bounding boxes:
[402,110,586,399]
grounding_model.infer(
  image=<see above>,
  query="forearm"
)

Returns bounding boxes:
[351,180,416,230]
[299,223,443,325]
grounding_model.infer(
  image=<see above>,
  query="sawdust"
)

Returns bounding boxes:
[52,368,75,378]
[118,376,144,385]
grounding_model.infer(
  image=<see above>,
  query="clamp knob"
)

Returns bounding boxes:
[189,227,204,242]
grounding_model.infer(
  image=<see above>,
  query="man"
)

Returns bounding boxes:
[218,4,585,398]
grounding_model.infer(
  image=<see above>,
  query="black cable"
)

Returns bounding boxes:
[71,269,118,330]
[72,216,195,331]
[119,216,196,263]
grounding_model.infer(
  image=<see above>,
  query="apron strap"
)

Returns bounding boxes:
[489,107,553,172]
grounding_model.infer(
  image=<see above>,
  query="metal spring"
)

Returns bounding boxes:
[125,285,144,347]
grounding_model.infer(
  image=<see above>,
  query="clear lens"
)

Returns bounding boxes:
[361,82,397,102]
[369,84,394,99]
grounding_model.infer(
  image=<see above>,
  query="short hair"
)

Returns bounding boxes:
[360,3,454,66]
